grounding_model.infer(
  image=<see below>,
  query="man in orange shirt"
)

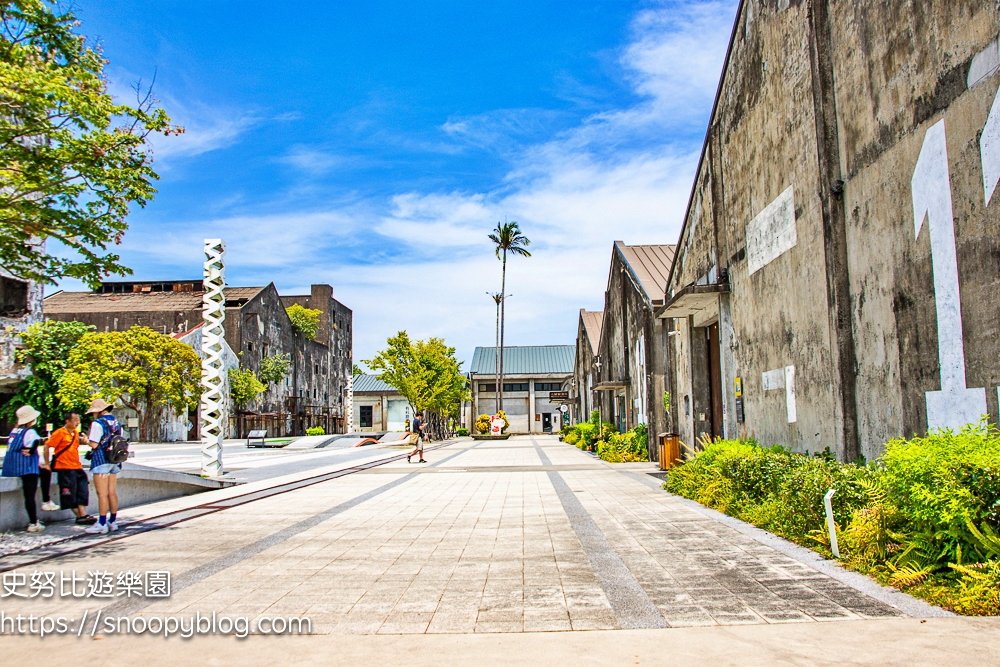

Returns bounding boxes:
[44,412,96,526]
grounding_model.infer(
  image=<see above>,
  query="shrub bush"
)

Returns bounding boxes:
[596,424,649,463]
[475,414,491,434]
[305,426,325,436]
[456,427,469,437]
[561,421,598,449]
[664,422,1000,615]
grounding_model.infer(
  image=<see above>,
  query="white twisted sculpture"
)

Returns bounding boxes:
[200,239,226,477]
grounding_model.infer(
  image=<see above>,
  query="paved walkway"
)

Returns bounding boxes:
[1,436,936,636]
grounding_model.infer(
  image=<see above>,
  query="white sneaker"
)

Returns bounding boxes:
[84,522,109,535]
[108,521,119,532]
[40,501,60,512]
[26,522,45,533]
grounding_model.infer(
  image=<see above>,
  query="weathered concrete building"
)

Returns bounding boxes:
[45,279,353,437]
[467,346,574,434]
[0,268,43,405]
[571,309,603,425]
[661,0,1000,461]
[591,243,675,458]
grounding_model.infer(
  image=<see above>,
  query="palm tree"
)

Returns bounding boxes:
[488,221,531,411]
[488,291,503,413]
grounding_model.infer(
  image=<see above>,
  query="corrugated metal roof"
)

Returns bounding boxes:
[469,345,574,376]
[580,309,603,355]
[353,374,401,394]
[44,286,266,313]
[617,243,676,302]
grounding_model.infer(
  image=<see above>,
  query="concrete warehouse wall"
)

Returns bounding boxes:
[664,0,1000,461]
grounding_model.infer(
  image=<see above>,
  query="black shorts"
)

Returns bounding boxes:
[57,469,89,509]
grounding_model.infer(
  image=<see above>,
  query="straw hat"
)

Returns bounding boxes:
[85,398,112,415]
[15,405,41,426]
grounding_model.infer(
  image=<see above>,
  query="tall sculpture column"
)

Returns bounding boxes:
[200,239,226,477]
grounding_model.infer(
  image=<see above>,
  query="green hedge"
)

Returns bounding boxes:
[664,423,1000,615]
[596,423,648,462]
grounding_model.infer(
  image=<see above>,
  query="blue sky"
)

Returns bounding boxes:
[63,0,739,366]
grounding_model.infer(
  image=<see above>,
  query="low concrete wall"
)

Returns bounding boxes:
[0,464,234,532]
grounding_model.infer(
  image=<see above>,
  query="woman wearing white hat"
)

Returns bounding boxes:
[81,398,122,534]
[1,405,46,532]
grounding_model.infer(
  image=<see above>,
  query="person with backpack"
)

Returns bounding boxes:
[44,411,96,526]
[81,398,125,535]
[1,405,46,532]
[406,411,426,463]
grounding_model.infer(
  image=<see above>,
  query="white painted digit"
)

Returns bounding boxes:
[912,120,987,430]
[981,83,1000,205]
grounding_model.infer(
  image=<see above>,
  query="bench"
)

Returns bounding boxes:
[246,429,268,448]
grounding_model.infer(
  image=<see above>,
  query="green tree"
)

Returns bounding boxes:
[0,319,92,427]
[488,221,530,410]
[258,353,289,384]
[0,1,182,288]
[286,303,321,340]
[58,325,200,441]
[228,367,266,410]
[363,331,470,438]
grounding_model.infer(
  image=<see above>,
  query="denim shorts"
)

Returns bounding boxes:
[91,463,121,475]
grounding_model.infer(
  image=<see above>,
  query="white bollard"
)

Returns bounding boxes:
[824,488,839,558]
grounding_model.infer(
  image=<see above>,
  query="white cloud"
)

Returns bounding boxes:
[121,209,362,272]
[150,109,256,160]
[104,68,258,162]
[619,1,736,127]
[276,146,346,174]
[375,193,495,250]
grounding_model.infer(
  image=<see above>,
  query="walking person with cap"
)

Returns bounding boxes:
[406,411,427,463]
[81,398,123,534]
[1,405,46,532]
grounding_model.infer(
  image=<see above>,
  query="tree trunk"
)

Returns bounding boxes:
[494,298,500,414]
[499,250,507,412]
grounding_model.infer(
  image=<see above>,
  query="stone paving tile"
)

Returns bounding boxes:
[558,459,902,626]
[0,436,912,636]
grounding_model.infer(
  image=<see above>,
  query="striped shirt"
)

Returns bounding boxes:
[1,427,41,477]
[88,415,121,469]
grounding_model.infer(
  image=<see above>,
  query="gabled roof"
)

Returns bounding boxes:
[353,374,401,394]
[579,309,603,355]
[43,286,266,313]
[469,345,574,376]
[616,242,676,304]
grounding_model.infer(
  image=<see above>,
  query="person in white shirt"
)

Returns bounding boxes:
[81,398,122,534]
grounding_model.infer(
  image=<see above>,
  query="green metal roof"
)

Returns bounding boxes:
[353,374,400,393]
[469,345,574,376]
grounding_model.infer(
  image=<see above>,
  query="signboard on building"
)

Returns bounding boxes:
[548,391,569,401]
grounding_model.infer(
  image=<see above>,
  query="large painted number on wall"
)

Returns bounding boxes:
[912,120,987,430]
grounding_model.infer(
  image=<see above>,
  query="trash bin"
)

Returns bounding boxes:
[659,433,680,470]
